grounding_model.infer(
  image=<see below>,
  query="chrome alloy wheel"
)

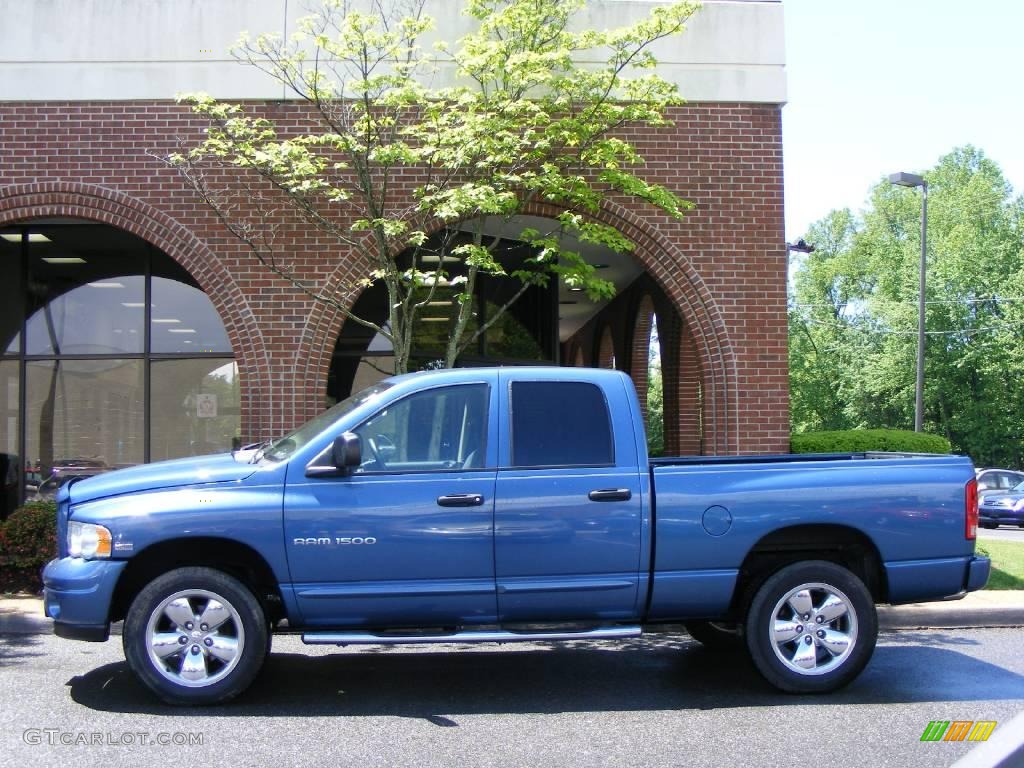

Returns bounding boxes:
[145,589,246,688]
[769,582,858,676]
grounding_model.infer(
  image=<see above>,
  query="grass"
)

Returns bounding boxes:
[976,538,1024,590]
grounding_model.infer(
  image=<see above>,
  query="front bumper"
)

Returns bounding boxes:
[979,507,1024,526]
[42,557,127,642]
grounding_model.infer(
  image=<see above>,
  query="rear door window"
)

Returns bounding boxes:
[509,381,613,467]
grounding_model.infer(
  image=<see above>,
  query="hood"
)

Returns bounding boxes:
[65,453,259,505]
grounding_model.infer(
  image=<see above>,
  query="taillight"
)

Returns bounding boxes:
[966,478,978,540]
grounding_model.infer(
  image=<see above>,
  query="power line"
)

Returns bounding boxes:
[795,316,1024,336]
[791,296,1024,309]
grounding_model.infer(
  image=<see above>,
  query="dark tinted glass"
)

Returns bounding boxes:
[511,381,613,467]
[0,233,21,355]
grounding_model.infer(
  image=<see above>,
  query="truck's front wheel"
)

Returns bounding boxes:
[123,567,268,705]
[745,560,876,693]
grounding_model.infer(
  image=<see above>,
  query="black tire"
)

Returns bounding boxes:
[123,566,268,706]
[745,560,876,694]
[684,620,744,651]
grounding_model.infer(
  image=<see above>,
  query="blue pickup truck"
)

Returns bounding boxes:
[43,367,989,704]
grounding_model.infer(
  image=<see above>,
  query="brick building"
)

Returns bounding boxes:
[0,0,789,516]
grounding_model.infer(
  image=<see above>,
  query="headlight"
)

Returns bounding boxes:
[68,521,112,559]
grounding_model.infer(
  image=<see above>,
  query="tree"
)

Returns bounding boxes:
[789,146,1024,466]
[788,208,861,432]
[168,0,698,373]
[645,315,664,455]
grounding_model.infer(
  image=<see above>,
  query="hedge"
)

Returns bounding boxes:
[0,501,57,594]
[791,429,951,455]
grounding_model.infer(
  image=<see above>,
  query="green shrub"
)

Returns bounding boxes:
[791,429,951,455]
[0,501,57,593]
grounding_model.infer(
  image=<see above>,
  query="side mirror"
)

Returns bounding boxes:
[306,432,361,478]
[332,432,361,470]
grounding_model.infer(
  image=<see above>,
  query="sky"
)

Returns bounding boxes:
[782,0,1024,243]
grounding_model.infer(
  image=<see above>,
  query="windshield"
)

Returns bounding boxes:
[259,382,393,462]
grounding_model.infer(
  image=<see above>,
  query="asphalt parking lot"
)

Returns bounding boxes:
[1,625,1022,768]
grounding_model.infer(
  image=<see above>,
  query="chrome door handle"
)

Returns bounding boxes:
[588,488,632,502]
[437,493,484,507]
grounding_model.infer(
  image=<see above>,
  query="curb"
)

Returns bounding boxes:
[878,591,1024,630]
[4,593,1024,636]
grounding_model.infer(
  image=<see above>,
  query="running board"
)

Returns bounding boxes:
[301,626,642,646]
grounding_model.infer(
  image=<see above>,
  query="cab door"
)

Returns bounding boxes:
[493,371,645,622]
[284,379,498,628]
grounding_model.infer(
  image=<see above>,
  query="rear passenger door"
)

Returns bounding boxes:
[493,371,644,623]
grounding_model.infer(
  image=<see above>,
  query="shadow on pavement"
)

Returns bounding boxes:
[65,632,1024,720]
[0,632,44,668]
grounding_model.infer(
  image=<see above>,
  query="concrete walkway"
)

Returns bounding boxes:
[0,596,52,634]
[3,591,1023,635]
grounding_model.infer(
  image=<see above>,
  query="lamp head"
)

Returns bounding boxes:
[889,171,926,188]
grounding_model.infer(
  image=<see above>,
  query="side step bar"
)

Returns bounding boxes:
[301,626,642,646]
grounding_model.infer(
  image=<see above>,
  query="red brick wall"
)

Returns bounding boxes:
[0,100,789,454]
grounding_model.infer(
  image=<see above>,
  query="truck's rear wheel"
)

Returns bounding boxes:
[745,560,876,693]
[123,567,268,705]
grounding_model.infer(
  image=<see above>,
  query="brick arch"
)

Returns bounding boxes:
[525,200,735,454]
[297,200,738,453]
[0,182,271,442]
[528,200,736,455]
[597,326,616,369]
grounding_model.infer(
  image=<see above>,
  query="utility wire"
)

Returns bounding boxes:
[794,316,1024,336]
[792,297,1024,309]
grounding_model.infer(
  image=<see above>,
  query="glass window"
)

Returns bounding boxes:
[0,360,18,519]
[4,219,241,507]
[25,275,146,355]
[25,358,145,476]
[150,272,231,354]
[483,299,544,361]
[150,359,241,461]
[510,381,613,467]
[998,472,1022,490]
[353,384,488,472]
[25,225,147,355]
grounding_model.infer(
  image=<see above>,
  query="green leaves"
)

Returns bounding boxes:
[170,0,698,374]
[790,146,1024,467]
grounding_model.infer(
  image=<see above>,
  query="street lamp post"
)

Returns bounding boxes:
[888,171,928,433]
